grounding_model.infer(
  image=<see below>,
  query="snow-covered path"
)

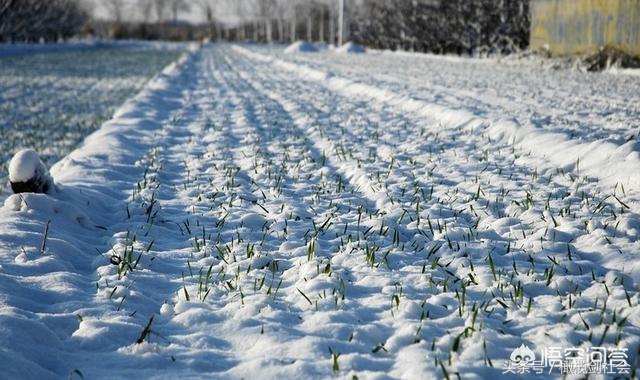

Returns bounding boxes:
[1,45,639,379]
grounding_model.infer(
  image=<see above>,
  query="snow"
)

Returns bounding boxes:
[0,43,186,199]
[0,43,639,379]
[244,45,640,189]
[0,41,103,58]
[284,41,319,54]
[0,40,186,58]
[608,67,640,77]
[8,149,53,193]
[8,149,45,183]
[334,42,366,54]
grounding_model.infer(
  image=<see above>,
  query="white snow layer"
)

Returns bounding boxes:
[8,149,46,183]
[0,43,639,379]
[235,45,640,190]
[334,42,366,54]
[284,41,319,54]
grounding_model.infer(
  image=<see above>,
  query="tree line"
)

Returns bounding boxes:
[0,0,88,42]
[0,0,530,54]
[201,0,530,54]
[350,0,530,54]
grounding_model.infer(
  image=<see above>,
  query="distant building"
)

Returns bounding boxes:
[530,0,640,57]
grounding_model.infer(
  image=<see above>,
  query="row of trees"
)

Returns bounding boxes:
[226,0,345,45]
[0,0,88,42]
[99,0,205,40]
[105,0,194,26]
[99,0,347,45]
[350,0,530,54]
[1,0,530,54]
[222,0,529,54]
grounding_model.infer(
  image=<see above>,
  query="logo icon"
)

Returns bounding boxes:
[502,345,631,375]
[510,344,536,363]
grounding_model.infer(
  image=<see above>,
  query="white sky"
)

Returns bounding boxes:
[86,0,348,25]
[86,0,240,24]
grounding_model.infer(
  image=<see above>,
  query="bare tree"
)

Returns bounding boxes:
[337,0,344,45]
[328,0,335,45]
[169,0,190,25]
[196,0,217,39]
[274,0,288,42]
[302,1,313,41]
[288,0,297,42]
[105,0,125,24]
[233,0,248,40]
[137,0,154,24]
[154,0,169,22]
[256,0,277,43]
[318,2,325,43]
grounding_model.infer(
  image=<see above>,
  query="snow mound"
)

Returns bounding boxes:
[284,41,319,54]
[8,149,53,194]
[240,212,268,230]
[9,149,40,182]
[313,42,330,51]
[335,42,366,54]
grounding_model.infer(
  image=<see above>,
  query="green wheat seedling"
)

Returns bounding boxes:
[40,220,51,255]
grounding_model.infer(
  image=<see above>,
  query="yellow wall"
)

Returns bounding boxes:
[530,0,640,56]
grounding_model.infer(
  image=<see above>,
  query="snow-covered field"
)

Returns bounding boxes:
[0,43,184,198]
[0,43,639,379]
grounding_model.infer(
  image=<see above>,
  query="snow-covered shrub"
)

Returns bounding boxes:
[8,149,53,194]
